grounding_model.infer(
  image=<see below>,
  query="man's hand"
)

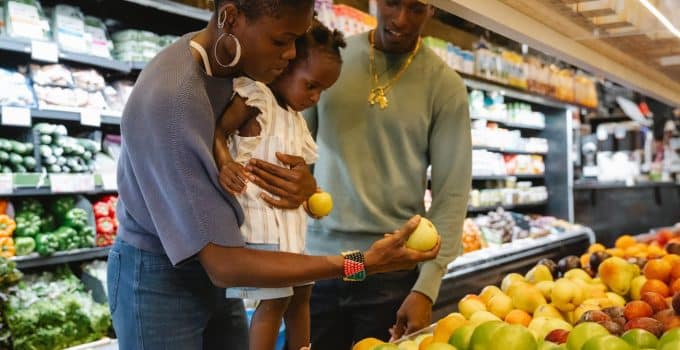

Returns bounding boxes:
[389,292,433,342]
[246,152,316,209]
[218,161,249,195]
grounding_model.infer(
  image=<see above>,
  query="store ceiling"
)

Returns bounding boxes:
[497,0,680,84]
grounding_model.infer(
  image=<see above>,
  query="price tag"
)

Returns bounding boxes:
[31,40,59,63]
[100,173,117,191]
[80,109,101,127]
[0,174,13,195]
[50,173,95,193]
[1,106,31,127]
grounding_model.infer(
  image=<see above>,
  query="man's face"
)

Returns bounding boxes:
[375,0,432,53]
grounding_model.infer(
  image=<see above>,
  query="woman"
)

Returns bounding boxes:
[108,1,439,349]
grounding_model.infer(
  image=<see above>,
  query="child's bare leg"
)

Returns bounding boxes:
[284,285,313,350]
[250,297,291,350]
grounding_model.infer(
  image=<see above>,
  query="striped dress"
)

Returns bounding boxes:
[227,77,318,254]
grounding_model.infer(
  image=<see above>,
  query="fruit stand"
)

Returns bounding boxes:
[354,223,680,350]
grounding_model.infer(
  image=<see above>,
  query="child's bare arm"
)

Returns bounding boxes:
[214,95,260,194]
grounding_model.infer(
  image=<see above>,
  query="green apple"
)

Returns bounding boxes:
[659,340,680,350]
[658,328,680,348]
[566,322,609,350]
[581,335,632,350]
[405,217,439,251]
[469,321,506,350]
[449,324,476,350]
[538,341,566,350]
[307,191,333,217]
[398,340,418,350]
[620,329,658,349]
[488,324,537,350]
[425,344,458,350]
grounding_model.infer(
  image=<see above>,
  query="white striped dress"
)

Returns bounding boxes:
[227,77,318,254]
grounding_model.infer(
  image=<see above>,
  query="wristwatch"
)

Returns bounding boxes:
[341,250,366,282]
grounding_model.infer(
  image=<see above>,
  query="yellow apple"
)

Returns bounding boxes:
[405,217,439,251]
[629,275,647,300]
[488,293,514,319]
[480,285,504,305]
[308,191,333,217]
[502,273,526,293]
[534,304,565,320]
[459,295,487,319]
[469,310,502,326]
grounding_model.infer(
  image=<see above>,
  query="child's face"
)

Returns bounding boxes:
[275,50,341,112]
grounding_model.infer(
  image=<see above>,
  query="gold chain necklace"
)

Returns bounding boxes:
[368,30,422,109]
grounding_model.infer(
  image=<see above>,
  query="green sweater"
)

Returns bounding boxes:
[304,32,471,302]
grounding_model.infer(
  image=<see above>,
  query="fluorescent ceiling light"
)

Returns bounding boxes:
[636,0,680,39]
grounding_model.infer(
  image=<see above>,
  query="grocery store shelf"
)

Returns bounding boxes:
[122,0,212,21]
[472,174,544,180]
[460,72,591,111]
[573,181,680,190]
[1,108,122,126]
[4,173,117,197]
[470,114,545,130]
[13,247,111,269]
[444,227,594,280]
[472,145,547,155]
[0,36,132,73]
[467,200,548,213]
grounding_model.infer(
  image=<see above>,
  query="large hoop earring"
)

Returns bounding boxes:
[214,33,241,68]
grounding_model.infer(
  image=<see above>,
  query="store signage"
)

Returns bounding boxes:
[1,106,31,127]
[100,173,117,191]
[80,109,101,127]
[31,40,59,63]
[50,174,95,193]
[0,174,13,195]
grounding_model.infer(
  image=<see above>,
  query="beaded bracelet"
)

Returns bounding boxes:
[341,250,366,282]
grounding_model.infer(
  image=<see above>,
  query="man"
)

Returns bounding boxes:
[304,0,472,348]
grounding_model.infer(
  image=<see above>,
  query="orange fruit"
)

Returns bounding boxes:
[418,335,434,350]
[433,314,467,342]
[581,254,591,268]
[504,309,532,327]
[352,337,384,350]
[640,279,671,297]
[671,278,680,294]
[624,300,654,320]
[588,243,606,254]
[616,235,637,249]
[625,244,647,258]
[663,254,680,267]
[644,259,672,283]
[670,261,680,280]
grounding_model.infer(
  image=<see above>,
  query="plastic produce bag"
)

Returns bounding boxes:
[52,4,87,53]
[5,0,51,40]
[0,67,36,107]
[84,16,113,58]
[30,64,75,87]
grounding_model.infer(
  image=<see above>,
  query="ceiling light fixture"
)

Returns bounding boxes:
[636,0,680,39]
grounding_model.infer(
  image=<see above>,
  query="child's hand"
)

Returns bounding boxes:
[218,161,250,195]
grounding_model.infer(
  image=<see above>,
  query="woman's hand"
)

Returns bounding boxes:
[364,215,440,275]
[246,152,316,209]
[218,161,249,195]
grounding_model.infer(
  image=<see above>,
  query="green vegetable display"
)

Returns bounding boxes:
[78,226,96,248]
[35,234,59,256]
[50,197,76,220]
[0,256,22,289]
[40,213,57,233]
[17,198,45,216]
[54,227,79,251]
[64,208,88,231]
[14,237,36,256]
[14,212,42,238]
[5,267,111,350]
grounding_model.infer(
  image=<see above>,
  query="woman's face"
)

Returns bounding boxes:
[230,8,314,83]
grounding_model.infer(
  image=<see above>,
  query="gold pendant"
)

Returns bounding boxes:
[368,88,389,109]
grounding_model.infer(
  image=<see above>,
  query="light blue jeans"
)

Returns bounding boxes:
[107,239,249,349]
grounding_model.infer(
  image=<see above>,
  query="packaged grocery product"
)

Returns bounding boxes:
[5,0,50,40]
[52,4,87,53]
[84,16,113,58]
[33,85,108,110]
[71,68,106,91]
[0,67,35,107]
[30,64,74,87]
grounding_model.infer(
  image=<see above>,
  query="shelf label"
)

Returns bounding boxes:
[1,106,31,127]
[100,173,117,191]
[0,174,13,195]
[50,174,95,193]
[80,109,101,127]
[31,40,59,63]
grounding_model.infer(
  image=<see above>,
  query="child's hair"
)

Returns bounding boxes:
[294,19,346,64]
